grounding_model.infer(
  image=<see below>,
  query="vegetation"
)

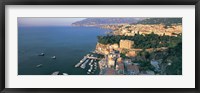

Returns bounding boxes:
[164,42,182,75]
[134,60,155,71]
[97,33,182,49]
[120,53,127,59]
[135,43,182,75]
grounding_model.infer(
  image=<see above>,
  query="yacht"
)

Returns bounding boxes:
[36,64,42,67]
[38,53,45,56]
[89,59,93,66]
[63,73,68,75]
[51,71,59,75]
[51,56,56,59]
[88,69,92,72]
[87,72,90,74]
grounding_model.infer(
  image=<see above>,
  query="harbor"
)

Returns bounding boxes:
[33,51,101,75]
[75,52,101,75]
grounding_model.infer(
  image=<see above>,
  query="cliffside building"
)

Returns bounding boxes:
[120,40,134,49]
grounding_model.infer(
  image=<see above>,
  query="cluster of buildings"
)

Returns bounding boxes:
[102,24,182,37]
[97,50,162,75]
[98,50,140,75]
[95,38,141,75]
[95,36,169,75]
[96,39,155,75]
[96,40,136,57]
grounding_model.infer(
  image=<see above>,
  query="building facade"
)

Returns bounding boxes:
[120,40,134,49]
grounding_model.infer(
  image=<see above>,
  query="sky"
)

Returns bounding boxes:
[18,18,86,27]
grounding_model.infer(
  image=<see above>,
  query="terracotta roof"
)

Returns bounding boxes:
[104,68,116,75]
[118,63,124,70]
[127,64,139,72]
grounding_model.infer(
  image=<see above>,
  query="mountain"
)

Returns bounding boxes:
[71,18,145,26]
[136,18,182,26]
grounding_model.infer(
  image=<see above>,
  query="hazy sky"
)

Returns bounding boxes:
[18,18,86,27]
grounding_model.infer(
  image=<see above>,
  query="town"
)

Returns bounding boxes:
[75,20,182,75]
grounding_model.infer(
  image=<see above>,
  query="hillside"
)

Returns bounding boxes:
[136,18,182,26]
[71,18,145,26]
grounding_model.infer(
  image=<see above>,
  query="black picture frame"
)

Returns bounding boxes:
[0,0,199,93]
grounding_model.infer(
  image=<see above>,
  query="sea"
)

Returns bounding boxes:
[18,26,110,75]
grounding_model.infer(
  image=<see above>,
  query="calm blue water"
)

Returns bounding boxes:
[18,26,109,75]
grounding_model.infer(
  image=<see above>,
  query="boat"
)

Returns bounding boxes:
[63,73,68,75]
[36,64,42,67]
[51,71,59,75]
[89,62,92,66]
[86,54,90,57]
[87,72,90,74]
[51,56,56,59]
[89,60,93,66]
[38,53,45,56]
[88,62,94,73]
[94,66,97,69]
[88,69,92,72]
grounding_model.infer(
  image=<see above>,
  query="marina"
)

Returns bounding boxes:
[35,51,100,75]
[75,53,99,68]
[74,53,100,75]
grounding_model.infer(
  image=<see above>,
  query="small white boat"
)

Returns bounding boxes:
[86,54,90,57]
[88,69,92,72]
[63,73,68,75]
[51,56,56,59]
[89,60,93,66]
[87,72,91,74]
[36,64,42,67]
[94,67,97,69]
[51,71,59,75]
[38,53,45,56]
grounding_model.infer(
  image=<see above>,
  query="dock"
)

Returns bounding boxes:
[75,56,87,67]
[80,59,90,69]
[87,56,98,60]
[75,54,99,68]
